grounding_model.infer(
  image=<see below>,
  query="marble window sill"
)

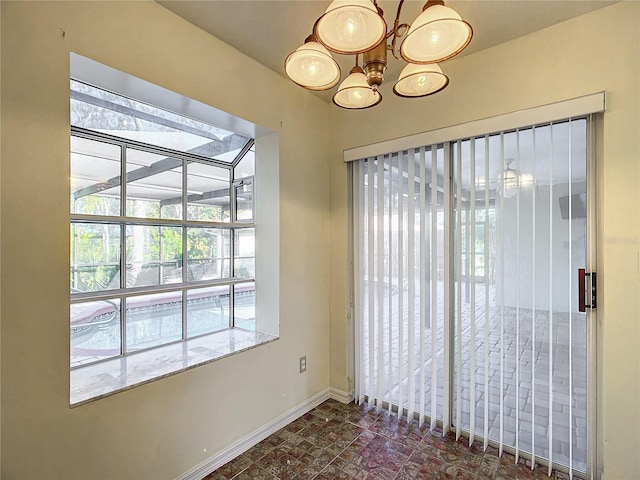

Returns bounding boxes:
[70,328,278,407]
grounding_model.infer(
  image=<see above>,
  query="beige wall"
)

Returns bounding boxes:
[328,2,640,479]
[2,1,639,479]
[1,1,331,479]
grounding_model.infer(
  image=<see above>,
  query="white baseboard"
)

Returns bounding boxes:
[176,388,332,480]
[329,387,353,404]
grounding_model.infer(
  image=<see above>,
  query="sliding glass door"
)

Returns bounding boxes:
[353,117,594,477]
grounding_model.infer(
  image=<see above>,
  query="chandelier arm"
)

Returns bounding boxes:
[388,0,408,59]
[393,0,406,33]
[389,23,410,59]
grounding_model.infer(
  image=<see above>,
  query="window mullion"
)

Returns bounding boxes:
[120,144,127,356]
[230,166,237,224]
[70,125,234,169]
[70,214,247,229]
[230,166,236,329]
[182,159,188,340]
[229,228,236,329]
[229,286,235,330]
[70,277,254,303]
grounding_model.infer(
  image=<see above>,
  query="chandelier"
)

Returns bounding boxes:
[499,160,535,198]
[284,0,472,109]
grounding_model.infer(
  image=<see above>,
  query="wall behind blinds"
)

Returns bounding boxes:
[353,118,592,477]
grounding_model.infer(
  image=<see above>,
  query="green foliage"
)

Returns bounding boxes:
[72,193,244,290]
[234,265,250,278]
[186,204,223,222]
[72,194,119,216]
[70,223,120,292]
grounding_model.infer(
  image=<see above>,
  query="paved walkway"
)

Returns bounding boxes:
[360,281,588,472]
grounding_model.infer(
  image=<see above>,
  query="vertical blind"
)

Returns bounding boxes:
[353,117,591,478]
[354,146,447,431]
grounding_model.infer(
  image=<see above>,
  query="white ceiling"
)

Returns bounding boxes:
[158,0,616,102]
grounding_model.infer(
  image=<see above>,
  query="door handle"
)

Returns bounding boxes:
[578,268,586,312]
[578,268,597,312]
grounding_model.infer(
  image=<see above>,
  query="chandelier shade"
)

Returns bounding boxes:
[333,66,382,109]
[519,172,534,187]
[313,0,387,54]
[400,2,473,64]
[393,62,449,97]
[284,36,341,90]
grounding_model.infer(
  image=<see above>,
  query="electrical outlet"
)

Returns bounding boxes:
[299,356,307,373]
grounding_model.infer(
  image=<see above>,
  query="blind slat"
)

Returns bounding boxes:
[397,153,405,417]
[548,125,555,476]
[407,150,416,420]
[455,141,463,441]
[388,155,394,414]
[367,158,375,408]
[568,122,574,479]
[430,145,439,432]
[531,126,537,468]
[376,156,385,411]
[418,147,427,427]
[469,138,476,447]
[483,135,490,451]
[515,130,521,463]
[499,132,505,456]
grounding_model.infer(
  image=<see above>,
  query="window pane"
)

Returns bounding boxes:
[234,146,255,178]
[125,292,183,352]
[71,137,121,216]
[235,179,254,222]
[186,286,230,337]
[234,228,255,279]
[71,223,121,292]
[126,226,182,287]
[187,228,230,281]
[71,298,121,367]
[126,148,183,220]
[234,282,255,331]
[187,161,231,222]
[71,80,250,162]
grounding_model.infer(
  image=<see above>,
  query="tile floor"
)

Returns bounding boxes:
[203,399,570,480]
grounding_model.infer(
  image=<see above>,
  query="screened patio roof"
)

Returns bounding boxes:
[70,80,255,207]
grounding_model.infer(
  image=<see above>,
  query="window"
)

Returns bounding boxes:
[458,206,496,280]
[70,81,258,369]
